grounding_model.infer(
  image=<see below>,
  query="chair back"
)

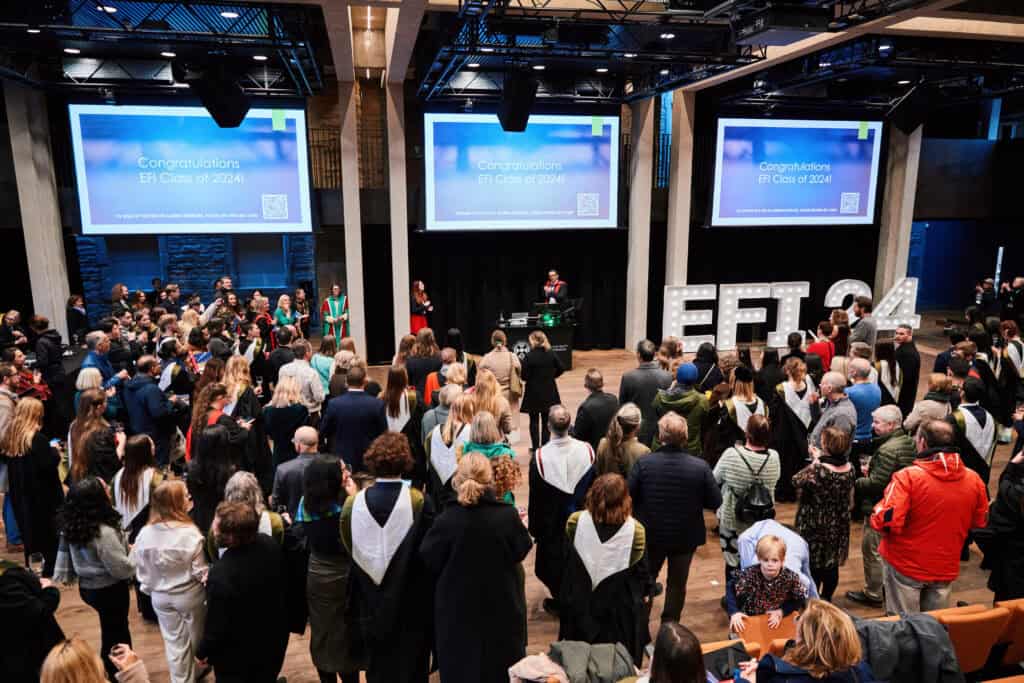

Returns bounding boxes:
[735,613,798,653]
[936,606,1012,673]
[995,598,1024,666]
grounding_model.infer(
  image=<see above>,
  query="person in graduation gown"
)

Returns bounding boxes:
[420,454,533,683]
[543,269,569,305]
[998,321,1024,427]
[559,473,653,666]
[224,356,274,495]
[705,366,766,466]
[425,392,474,511]
[340,432,435,683]
[947,378,997,485]
[528,405,596,615]
[321,284,349,345]
[410,281,433,335]
[874,341,903,408]
[770,358,817,503]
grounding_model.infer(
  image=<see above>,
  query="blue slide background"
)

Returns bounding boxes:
[427,115,617,230]
[71,106,311,234]
[713,122,880,226]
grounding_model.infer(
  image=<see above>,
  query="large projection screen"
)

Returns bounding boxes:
[69,104,313,235]
[424,113,620,231]
[711,118,884,227]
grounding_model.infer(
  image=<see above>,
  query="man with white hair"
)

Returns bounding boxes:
[80,331,129,390]
[808,371,857,451]
[847,405,916,607]
[528,405,595,615]
[847,358,882,459]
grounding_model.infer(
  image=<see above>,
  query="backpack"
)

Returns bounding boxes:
[734,447,775,523]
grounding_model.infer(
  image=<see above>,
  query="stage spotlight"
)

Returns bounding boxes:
[172,59,251,128]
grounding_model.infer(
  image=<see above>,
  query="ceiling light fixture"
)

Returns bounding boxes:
[596,67,608,73]
[480,47,495,53]
[659,68,670,75]
[623,53,637,58]
[253,54,268,61]
[660,32,675,40]
[26,28,41,34]
[468,62,480,68]
[897,79,911,85]
[532,64,546,71]
[64,47,81,54]
[161,51,176,58]
[220,10,239,19]
[97,4,117,12]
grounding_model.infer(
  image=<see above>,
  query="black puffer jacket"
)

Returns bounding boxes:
[33,330,65,389]
[626,446,722,553]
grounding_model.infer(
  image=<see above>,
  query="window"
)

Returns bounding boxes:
[235,235,288,289]
[106,236,161,292]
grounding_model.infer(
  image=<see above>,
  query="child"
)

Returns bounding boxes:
[727,535,808,633]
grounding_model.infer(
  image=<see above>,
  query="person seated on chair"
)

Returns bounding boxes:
[726,535,807,635]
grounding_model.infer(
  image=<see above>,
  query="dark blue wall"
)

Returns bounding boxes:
[75,233,316,326]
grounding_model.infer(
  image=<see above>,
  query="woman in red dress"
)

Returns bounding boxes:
[410,280,433,334]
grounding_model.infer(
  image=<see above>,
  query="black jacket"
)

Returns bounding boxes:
[520,348,564,414]
[0,562,64,682]
[66,308,89,345]
[895,341,921,418]
[977,460,1024,601]
[197,535,289,682]
[617,362,672,446]
[266,347,296,389]
[4,433,63,560]
[573,391,619,451]
[33,330,66,389]
[320,390,387,472]
[406,354,442,397]
[627,446,722,553]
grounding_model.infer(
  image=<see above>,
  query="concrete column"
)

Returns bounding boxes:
[4,82,70,340]
[624,98,654,348]
[875,124,923,297]
[386,82,411,347]
[665,90,696,286]
[339,81,366,353]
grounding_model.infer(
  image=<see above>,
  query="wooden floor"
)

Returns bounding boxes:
[5,318,1010,681]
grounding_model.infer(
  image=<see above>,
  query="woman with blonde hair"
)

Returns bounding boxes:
[458,411,519,503]
[426,393,474,510]
[705,365,766,466]
[480,329,523,406]
[420,453,533,683]
[262,375,309,470]
[471,368,513,435]
[178,308,200,342]
[596,403,649,478]
[329,349,356,398]
[224,355,272,493]
[41,637,151,683]
[1,397,62,576]
[74,367,119,417]
[520,330,564,453]
[273,293,299,334]
[770,358,817,502]
[131,481,208,683]
[739,599,874,682]
[559,473,652,665]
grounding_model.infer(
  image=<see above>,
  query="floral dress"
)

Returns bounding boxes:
[792,463,856,569]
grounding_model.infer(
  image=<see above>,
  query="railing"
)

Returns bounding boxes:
[308,126,342,189]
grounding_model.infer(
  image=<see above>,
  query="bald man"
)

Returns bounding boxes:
[270,426,330,518]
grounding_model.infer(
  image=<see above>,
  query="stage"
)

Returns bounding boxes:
[5,314,1006,681]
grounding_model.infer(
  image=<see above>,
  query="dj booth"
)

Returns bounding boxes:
[496,302,578,370]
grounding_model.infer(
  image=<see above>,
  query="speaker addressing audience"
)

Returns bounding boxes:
[543,269,569,305]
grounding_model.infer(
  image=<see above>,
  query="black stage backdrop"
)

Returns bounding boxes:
[407,228,629,356]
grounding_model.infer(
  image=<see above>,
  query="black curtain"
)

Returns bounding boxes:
[407,228,628,356]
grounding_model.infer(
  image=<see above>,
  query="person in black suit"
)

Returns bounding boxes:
[894,325,921,419]
[197,501,289,683]
[543,270,569,305]
[66,295,89,347]
[320,364,387,473]
[618,340,673,447]
[266,327,296,392]
[572,368,619,451]
[520,330,565,453]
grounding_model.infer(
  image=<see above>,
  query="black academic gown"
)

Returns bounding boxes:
[230,386,274,495]
[948,409,993,486]
[770,383,815,503]
[895,342,921,418]
[703,399,756,469]
[424,426,467,513]
[977,461,1024,601]
[4,433,63,573]
[420,493,533,683]
[342,484,434,683]
[558,515,652,666]
[527,452,594,600]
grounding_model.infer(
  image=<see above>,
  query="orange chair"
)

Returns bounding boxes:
[995,598,1024,666]
[927,604,987,620]
[702,640,761,659]
[769,638,789,657]
[980,677,1024,682]
[936,606,1012,674]
[734,613,798,654]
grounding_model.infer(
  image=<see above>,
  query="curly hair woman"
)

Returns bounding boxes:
[53,477,136,680]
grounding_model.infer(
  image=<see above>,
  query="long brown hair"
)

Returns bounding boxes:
[70,389,109,482]
[412,328,439,358]
[442,393,476,444]
[472,368,504,420]
[191,382,228,441]
[118,435,155,511]
[604,403,641,471]
[194,357,226,396]
[383,365,410,419]
[412,280,428,304]
[394,335,415,365]
[0,397,44,457]
[148,480,195,526]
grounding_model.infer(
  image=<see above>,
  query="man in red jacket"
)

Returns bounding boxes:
[870,419,988,615]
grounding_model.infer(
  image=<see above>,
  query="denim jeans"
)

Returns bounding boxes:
[882,560,952,616]
[2,494,21,545]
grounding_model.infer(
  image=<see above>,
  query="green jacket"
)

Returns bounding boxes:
[854,427,916,514]
[651,385,708,455]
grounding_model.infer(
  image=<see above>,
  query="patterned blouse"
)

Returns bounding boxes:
[735,565,807,616]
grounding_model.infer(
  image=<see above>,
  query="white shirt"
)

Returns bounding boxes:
[130,522,208,595]
[278,358,326,412]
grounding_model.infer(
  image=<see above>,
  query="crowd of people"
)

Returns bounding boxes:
[1,276,1024,683]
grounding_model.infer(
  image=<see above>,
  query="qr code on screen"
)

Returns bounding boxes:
[576,193,599,217]
[840,192,860,214]
[262,194,289,220]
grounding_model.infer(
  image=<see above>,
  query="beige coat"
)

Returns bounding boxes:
[903,398,952,435]
[479,347,522,402]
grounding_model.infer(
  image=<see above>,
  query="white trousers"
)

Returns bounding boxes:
[151,583,207,683]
